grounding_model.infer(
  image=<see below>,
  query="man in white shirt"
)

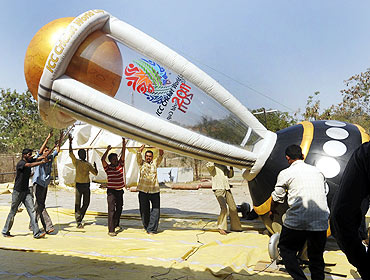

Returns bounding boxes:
[271,145,329,280]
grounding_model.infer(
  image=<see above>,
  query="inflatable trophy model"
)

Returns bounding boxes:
[24,10,369,234]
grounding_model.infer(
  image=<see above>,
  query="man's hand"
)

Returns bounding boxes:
[107,145,112,151]
[159,149,164,156]
[138,144,145,153]
[68,134,73,142]
[93,162,97,169]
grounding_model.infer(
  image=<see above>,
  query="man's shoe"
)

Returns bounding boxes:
[108,232,117,237]
[77,223,84,229]
[34,231,46,239]
[2,232,13,238]
[46,228,55,234]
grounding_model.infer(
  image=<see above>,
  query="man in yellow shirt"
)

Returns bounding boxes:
[136,145,164,234]
[69,134,98,228]
[206,162,242,235]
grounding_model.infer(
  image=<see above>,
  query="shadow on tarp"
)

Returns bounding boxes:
[0,248,294,280]
[46,206,265,232]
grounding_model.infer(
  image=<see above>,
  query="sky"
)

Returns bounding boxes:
[1,0,370,116]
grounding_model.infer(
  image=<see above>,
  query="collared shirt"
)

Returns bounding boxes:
[206,162,233,190]
[272,160,329,231]
[32,150,57,187]
[104,161,125,190]
[136,151,163,193]
[69,151,98,184]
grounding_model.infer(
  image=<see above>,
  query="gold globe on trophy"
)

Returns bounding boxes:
[24,17,123,100]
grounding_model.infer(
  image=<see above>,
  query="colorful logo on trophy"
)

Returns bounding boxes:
[124,59,171,104]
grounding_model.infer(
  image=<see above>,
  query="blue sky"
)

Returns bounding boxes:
[1,0,370,116]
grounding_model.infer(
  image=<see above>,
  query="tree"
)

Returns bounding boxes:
[334,70,370,130]
[0,88,62,153]
[251,108,297,132]
[303,70,370,132]
[189,115,247,145]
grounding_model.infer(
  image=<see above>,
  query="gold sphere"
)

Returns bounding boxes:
[66,30,123,97]
[24,17,74,100]
[24,17,123,100]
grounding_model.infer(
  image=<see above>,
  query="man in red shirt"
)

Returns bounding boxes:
[101,138,126,236]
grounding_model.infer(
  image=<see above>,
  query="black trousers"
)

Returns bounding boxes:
[34,183,53,231]
[107,189,124,233]
[75,183,90,224]
[278,225,327,280]
[138,191,160,233]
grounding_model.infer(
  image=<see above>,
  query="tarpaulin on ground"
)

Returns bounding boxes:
[0,206,363,280]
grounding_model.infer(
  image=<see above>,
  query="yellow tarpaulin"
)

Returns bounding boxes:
[0,206,362,279]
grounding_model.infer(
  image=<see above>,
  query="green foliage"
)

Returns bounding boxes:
[251,108,297,132]
[0,88,61,154]
[334,70,370,130]
[189,115,247,145]
[303,70,370,132]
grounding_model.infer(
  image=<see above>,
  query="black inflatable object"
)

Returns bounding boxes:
[249,120,364,214]
[237,202,259,220]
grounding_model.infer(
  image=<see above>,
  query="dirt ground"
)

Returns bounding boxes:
[0,180,254,219]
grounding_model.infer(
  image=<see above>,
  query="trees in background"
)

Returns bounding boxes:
[0,88,61,154]
[303,69,370,132]
[252,108,297,132]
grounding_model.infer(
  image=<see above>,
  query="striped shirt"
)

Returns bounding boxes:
[104,162,125,190]
[272,160,330,231]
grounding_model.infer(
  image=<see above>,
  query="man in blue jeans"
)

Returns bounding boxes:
[2,148,48,238]
[32,131,63,234]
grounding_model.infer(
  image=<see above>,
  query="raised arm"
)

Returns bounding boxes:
[227,166,234,178]
[136,144,145,166]
[90,161,98,176]
[68,134,76,165]
[68,134,73,153]
[101,145,112,169]
[119,137,126,164]
[155,149,164,166]
[40,131,53,154]
[56,130,64,153]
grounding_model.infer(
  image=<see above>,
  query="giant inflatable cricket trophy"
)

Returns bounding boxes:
[24,10,369,237]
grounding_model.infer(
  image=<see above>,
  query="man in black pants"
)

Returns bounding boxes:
[101,138,126,236]
[271,145,330,280]
[136,145,163,234]
[331,142,370,279]
[69,134,98,228]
